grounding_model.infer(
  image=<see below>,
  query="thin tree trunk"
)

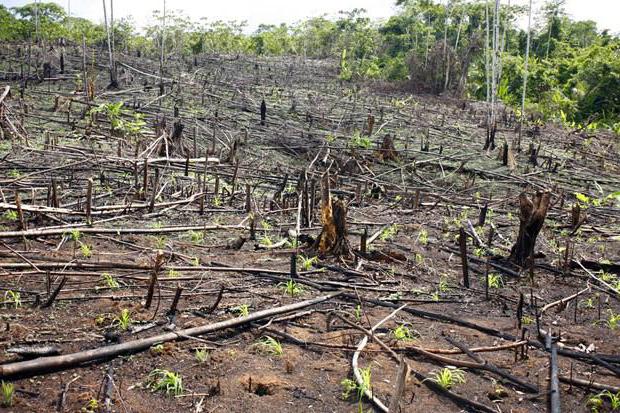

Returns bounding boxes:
[518,0,532,149]
[34,0,39,43]
[445,8,465,93]
[110,0,115,57]
[485,1,491,129]
[488,0,500,150]
[442,5,450,92]
[159,0,166,97]
[82,34,88,100]
[102,0,118,88]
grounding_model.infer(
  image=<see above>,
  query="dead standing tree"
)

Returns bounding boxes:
[102,0,118,89]
[509,191,551,267]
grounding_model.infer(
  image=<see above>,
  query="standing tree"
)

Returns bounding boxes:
[518,0,532,149]
[102,0,118,88]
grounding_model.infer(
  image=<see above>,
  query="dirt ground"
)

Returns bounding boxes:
[0,43,618,413]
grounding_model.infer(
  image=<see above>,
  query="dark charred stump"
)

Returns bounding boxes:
[378,134,398,161]
[42,62,52,80]
[260,99,266,126]
[366,110,375,136]
[509,191,551,267]
[314,173,351,257]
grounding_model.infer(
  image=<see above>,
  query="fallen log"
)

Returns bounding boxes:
[0,292,340,379]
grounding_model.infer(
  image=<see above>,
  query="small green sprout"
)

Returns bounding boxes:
[114,309,132,331]
[486,273,504,289]
[380,224,399,242]
[427,367,466,389]
[101,273,119,289]
[279,279,303,297]
[195,348,210,363]
[392,325,416,341]
[2,210,18,221]
[254,336,283,356]
[1,381,14,407]
[3,290,21,308]
[233,304,250,317]
[297,255,318,271]
[146,369,183,396]
[80,243,92,258]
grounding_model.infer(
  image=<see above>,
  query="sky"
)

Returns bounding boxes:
[2,0,619,34]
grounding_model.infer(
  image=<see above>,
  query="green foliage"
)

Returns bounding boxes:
[114,309,132,331]
[587,390,620,413]
[80,243,92,258]
[91,102,145,136]
[605,310,620,330]
[232,304,250,317]
[380,224,399,242]
[349,131,372,149]
[254,336,283,356]
[1,381,14,408]
[146,369,183,396]
[3,290,21,309]
[354,304,362,321]
[2,210,18,222]
[391,324,416,341]
[279,279,304,297]
[297,255,318,271]
[186,230,204,244]
[195,348,210,363]
[82,398,99,413]
[486,273,504,289]
[427,367,466,390]
[101,273,120,289]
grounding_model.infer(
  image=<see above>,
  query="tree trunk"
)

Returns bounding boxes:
[518,0,533,150]
[314,172,351,257]
[102,0,118,89]
[509,191,551,266]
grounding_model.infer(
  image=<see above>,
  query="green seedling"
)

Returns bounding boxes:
[101,273,119,289]
[392,325,415,341]
[2,210,18,221]
[195,348,210,363]
[1,381,14,407]
[254,336,283,356]
[380,224,399,242]
[115,309,132,331]
[279,279,303,297]
[427,367,466,390]
[233,304,250,317]
[146,369,183,396]
[3,290,21,308]
[298,255,318,271]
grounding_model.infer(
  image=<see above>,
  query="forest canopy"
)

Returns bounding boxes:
[1,1,618,130]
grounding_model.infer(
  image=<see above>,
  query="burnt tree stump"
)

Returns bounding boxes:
[378,134,398,161]
[509,191,551,267]
[314,172,351,257]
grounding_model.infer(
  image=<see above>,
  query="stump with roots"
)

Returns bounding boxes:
[314,172,352,257]
[509,190,551,267]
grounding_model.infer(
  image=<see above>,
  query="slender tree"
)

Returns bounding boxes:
[518,0,533,149]
[159,0,166,97]
[102,0,118,88]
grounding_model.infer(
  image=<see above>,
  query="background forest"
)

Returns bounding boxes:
[1,0,619,131]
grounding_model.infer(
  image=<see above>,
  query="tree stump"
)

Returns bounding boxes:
[378,134,398,161]
[314,172,351,257]
[509,191,551,266]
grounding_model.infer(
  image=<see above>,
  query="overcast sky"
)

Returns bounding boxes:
[2,0,619,33]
